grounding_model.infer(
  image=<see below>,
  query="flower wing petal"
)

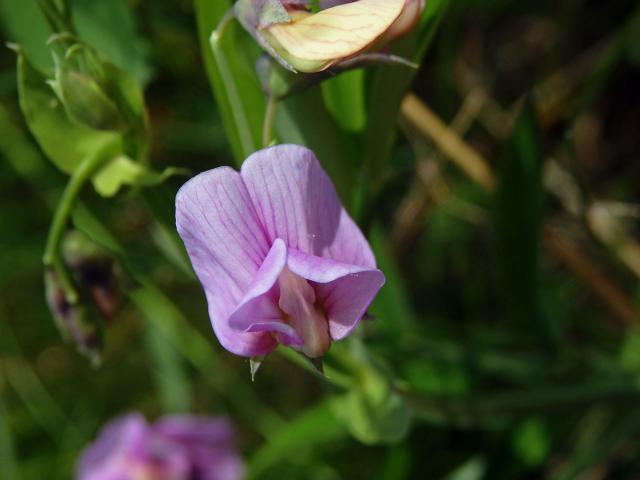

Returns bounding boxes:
[240,144,376,268]
[227,239,302,347]
[176,167,274,356]
[287,248,385,340]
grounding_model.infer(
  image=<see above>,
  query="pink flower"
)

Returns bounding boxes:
[77,413,244,480]
[176,145,384,359]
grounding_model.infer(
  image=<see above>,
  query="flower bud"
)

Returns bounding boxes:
[53,68,124,131]
[62,230,121,322]
[45,36,149,159]
[48,40,124,131]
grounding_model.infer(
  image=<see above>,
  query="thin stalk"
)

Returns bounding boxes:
[42,153,108,303]
[262,95,277,147]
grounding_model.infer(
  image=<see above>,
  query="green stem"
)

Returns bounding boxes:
[262,95,277,147]
[42,153,108,303]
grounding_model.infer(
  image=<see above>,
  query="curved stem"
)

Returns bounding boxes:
[43,153,109,303]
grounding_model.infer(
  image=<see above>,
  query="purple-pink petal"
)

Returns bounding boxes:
[287,249,384,339]
[153,416,245,480]
[227,239,304,347]
[240,145,376,267]
[77,414,244,480]
[176,144,384,358]
[76,414,144,480]
[176,167,274,356]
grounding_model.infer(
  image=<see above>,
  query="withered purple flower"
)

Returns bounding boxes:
[176,145,384,359]
[77,413,244,480]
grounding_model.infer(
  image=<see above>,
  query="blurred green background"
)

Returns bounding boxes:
[1,0,640,478]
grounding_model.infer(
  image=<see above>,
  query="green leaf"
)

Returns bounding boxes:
[0,0,52,70]
[494,101,548,342]
[275,86,359,205]
[194,0,265,163]
[321,69,366,133]
[16,50,121,175]
[69,0,151,84]
[91,155,187,197]
[141,302,192,413]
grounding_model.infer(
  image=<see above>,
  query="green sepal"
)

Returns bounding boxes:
[92,156,189,198]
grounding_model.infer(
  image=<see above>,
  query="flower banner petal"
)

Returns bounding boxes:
[240,144,376,268]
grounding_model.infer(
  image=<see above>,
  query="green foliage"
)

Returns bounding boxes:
[194,0,265,162]
[69,0,151,84]
[330,340,410,445]
[494,102,548,343]
[16,41,178,198]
